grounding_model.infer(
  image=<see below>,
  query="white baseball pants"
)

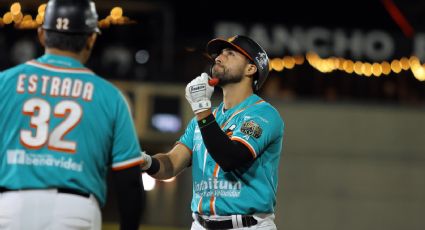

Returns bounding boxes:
[0,189,101,230]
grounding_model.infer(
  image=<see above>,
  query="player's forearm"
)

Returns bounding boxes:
[142,144,190,179]
[196,109,212,120]
[145,153,176,180]
[152,154,176,179]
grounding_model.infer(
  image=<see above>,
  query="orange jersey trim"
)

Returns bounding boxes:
[209,195,216,215]
[27,60,94,74]
[209,164,220,215]
[197,197,203,214]
[112,159,144,171]
[219,100,265,129]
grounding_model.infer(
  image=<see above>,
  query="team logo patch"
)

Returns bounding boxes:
[240,120,262,138]
[255,52,268,70]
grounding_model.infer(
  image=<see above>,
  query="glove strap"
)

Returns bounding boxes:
[191,100,211,114]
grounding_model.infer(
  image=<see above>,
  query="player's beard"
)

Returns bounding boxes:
[212,63,244,86]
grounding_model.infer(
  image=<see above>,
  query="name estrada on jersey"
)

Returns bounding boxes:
[16,66,94,101]
[0,54,143,206]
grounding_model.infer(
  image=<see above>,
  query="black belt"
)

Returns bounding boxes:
[0,187,90,198]
[196,214,258,229]
[57,188,90,198]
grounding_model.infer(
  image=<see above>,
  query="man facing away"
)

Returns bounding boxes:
[0,0,146,229]
[142,35,285,230]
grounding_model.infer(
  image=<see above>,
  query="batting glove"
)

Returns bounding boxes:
[185,73,214,114]
[141,151,152,171]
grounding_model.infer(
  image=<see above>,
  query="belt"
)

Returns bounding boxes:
[0,187,90,198]
[196,214,258,229]
[57,188,90,198]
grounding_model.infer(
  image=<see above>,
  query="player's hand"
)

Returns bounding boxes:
[185,73,214,114]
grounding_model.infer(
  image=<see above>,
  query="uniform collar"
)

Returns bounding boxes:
[220,94,260,114]
[37,54,85,69]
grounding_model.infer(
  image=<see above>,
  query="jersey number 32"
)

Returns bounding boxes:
[20,98,82,153]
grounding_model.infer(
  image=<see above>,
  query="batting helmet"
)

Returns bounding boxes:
[42,0,100,34]
[207,35,270,91]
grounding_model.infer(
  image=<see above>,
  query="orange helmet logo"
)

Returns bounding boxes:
[227,36,237,43]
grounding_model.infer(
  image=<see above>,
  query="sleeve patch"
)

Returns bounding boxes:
[240,120,262,138]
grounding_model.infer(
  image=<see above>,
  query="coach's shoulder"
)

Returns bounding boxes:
[87,73,121,91]
[2,63,27,76]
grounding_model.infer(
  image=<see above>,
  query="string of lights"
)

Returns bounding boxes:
[269,53,425,82]
[0,2,135,30]
[2,2,425,82]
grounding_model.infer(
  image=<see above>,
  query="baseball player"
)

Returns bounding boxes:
[142,35,284,229]
[0,0,145,229]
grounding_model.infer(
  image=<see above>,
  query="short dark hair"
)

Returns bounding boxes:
[44,30,90,53]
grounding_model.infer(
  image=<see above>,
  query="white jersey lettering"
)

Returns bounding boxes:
[16,74,26,93]
[15,74,94,101]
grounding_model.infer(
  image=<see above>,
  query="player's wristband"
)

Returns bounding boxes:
[198,113,215,129]
[141,152,152,170]
[191,100,211,114]
[146,158,160,175]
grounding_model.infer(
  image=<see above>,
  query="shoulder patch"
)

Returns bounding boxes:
[240,120,262,138]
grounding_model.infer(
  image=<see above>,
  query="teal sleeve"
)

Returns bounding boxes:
[178,117,197,151]
[111,90,142,170]
[231,108,284,158]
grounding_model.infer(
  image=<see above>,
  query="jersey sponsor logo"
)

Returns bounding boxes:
[194,178,242,198]
[194,128,202,141]
[7,149,83,172]
[240,120,262,138]
[193,143,202,152]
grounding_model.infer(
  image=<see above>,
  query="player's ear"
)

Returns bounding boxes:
[245,63,257,77]
[37,27,46,47]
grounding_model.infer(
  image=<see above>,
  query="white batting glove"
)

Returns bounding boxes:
[185,73,214,114]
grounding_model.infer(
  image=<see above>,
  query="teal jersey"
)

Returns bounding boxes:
[179,94,284,215]
[0,54,143,206]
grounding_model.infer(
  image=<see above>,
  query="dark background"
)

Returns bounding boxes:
[2,0,425,228]
[2,0,425,105]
